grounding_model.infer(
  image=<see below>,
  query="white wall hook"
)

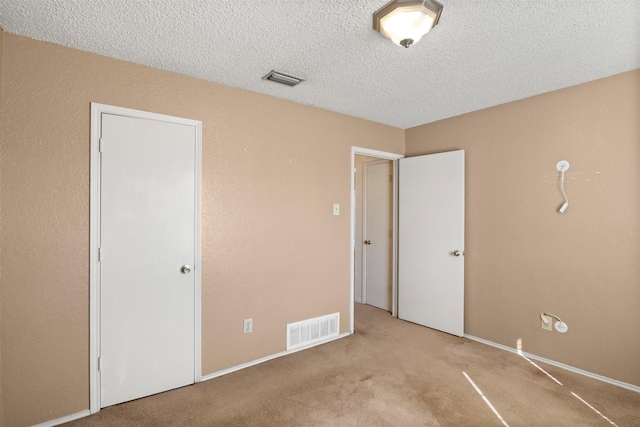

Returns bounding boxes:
[556,160,570,172]
[556,160,570,213]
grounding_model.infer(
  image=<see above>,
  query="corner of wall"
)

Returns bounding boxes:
[0,25,5,427]
[403,129,408,157]
[403,70,640,387]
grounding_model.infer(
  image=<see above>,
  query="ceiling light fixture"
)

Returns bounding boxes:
[373,0,443,48]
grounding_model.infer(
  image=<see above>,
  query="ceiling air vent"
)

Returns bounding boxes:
[262,70,305,87]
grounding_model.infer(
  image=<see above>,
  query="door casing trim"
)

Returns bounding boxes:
[350,147,403,333]
[89,103,202,413]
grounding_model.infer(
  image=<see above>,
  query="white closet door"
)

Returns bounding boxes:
[100,113,197,407]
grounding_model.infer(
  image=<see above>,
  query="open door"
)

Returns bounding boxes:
[363,160,393,311]
[398,150,465,337]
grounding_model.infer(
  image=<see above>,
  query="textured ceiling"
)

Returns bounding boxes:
[1,0,638,129]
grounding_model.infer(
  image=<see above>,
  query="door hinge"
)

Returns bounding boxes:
[98,356,102,371]
[98,248,102,262]
[388,229,392,238]
[99,137,103,152]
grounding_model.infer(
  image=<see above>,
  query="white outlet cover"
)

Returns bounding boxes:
[556,160,570,172]
[554,321,568,333]
[540,314,552,331]
[244,318,253,334]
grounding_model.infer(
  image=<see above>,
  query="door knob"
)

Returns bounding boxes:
[364,240,371,245]
[181,265,192,274]
[452,250,463,257]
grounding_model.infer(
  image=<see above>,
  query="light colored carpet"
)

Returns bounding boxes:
[66,303,640,426]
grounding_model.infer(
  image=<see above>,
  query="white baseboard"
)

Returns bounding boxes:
[464,334,640,393]
[32,409,91,427]
[201,331,352,382]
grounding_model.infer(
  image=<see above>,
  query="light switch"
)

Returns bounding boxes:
[333,204,340,215]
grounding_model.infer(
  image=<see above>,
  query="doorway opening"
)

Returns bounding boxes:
[350,148,465,337]
[356,158,392,311]
[350,147,403,333]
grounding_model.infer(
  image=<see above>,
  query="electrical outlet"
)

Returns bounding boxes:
[244,318,253,334]
[541,314,552,331]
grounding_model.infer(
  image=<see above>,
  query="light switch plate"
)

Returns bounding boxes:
[244,318,253,334]
[333,204,340,215]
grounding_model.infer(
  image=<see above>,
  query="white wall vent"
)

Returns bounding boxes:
[262,70,305,87]
[287,313,340,351]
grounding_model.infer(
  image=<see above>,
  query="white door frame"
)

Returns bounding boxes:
[89,103,202,413]
[350,147,403,333]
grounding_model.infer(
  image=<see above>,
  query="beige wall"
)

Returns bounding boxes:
[1,29,638,427]
[0,33,404,426]
[406,69,640,387]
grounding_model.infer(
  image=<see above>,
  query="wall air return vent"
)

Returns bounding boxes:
[287,312,339,351]
[262,70,305,87]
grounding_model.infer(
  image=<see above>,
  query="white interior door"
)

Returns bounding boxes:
[363,161,393,311]
[100,113,197,407]
[398,150,465,336]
